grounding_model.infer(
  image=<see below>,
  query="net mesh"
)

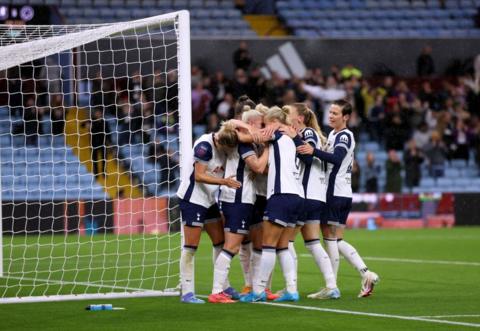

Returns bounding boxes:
[0,13,186,300]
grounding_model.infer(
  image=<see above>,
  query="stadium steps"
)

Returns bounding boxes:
[243,15,288,36]
[64,107,143,199]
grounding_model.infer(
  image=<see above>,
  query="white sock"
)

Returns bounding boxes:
[212,250,234,294]
[288,240,297,276]
[278,248,297,293]
[180,245,196,295]
[239,241,252,287]
[253,246,276,294]
[267,270,273,290]
[338,239,368,276]
[305,239,337,289]
[251,249,262,290]
[213,242,230,289]
[324,238,339,279]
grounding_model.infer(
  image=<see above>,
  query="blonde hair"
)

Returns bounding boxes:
[216,121,238,148]
[241,108,263,123]
[255,103,269,115]
[292,103,327,145]
[265,106,290,125]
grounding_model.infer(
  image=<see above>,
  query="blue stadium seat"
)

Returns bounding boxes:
[420,177,435,188]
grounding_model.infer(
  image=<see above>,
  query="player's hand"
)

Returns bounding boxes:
[279,124,297,138]
[297,143,314,155]
[248,127,263,144]
[261,124,276,140]
[223,175,242,189]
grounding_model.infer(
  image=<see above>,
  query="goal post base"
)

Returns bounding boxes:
[0,290,180,304]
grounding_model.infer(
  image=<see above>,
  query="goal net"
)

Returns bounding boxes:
[0,11,192,303]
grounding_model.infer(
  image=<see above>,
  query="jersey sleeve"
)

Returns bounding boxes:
[334,132,352,151]
[193,141,213,164]
[238,143,256,159]
[302,128,318,147]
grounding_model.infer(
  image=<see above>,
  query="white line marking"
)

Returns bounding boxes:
[298,254,480,267]
[256,301,480,329]
[196,295,480,328]
[417,315,480,319]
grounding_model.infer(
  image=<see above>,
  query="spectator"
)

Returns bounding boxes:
[149,141,178,192]
[88,108,111,178]
[452,119,473,161]
[340,64,362,80]
[364,152,380,193]
[216,93,235,121]
[385,149,403,193]
[22,97,43,146]
[413,122,431,151]
[232,41,252,71]
[404,139,424,189]
[50,94,65,136]
[384,109,409,151]
[231,68,250,100]
[424,131,448,178]
[417,45,435,77]
[128,70,143,105]
[191,81,212,124]
[367,94,385,142]
[351,160,361,193]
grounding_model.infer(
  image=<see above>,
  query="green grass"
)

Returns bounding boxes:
[1,228,480,331]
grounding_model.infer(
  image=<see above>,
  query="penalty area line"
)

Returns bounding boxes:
[255,302,480,329]
[197,295,480,328]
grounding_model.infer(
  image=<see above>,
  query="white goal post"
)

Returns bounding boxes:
[0,10,191,303]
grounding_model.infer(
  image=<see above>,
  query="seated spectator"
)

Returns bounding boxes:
[425,131,448,178]
[364,152,380,193]
[385,150,403,193]
[404,139,424,189]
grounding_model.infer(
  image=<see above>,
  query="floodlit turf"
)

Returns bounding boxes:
[1,227,480,331]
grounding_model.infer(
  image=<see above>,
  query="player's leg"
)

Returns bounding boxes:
[322,204,340,278]
[179,200,208,304]
[238,236,252,291]
[247,223,262,295]
[336,227,379,297]
[274,226,299,302]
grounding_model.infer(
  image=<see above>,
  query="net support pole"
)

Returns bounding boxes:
[177,10,192,259]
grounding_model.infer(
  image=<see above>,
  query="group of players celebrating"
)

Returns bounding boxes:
[177,96,379,304]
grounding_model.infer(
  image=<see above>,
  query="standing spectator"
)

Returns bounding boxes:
[364,152,380,193]
[191,81,212,124]
[216,93,234,121]
[23,97,43,146]
[412,122,431,151]
[404,139,424,189]
[385,111,409,151]
[385,150,403,193]
[416,45,435,77]
[149,141,178,192]
[231,68,250,100]
[88,108,112,178]
[351,160,361,193]
[232,41,252,71]
[452,119,473,161]
[50,94,65,136]
[367,94,385,142]
[424,131,448,178]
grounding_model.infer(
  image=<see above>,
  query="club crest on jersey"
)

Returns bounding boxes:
[339,134,349,144]
[304,129,313,138]
[212,166,224,174]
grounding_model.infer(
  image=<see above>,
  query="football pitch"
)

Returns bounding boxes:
[0,227,479,331]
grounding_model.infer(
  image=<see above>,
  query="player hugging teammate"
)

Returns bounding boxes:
[176,96,379,304]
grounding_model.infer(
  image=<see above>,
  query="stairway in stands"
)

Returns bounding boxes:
[64,108,143,199]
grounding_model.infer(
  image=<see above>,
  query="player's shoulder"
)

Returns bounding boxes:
[302,127,318,139]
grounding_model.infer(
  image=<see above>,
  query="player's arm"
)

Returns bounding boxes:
[192,141,241,188]
[242,144,269,174]
[297,132,350,166]
[279,125,314,165]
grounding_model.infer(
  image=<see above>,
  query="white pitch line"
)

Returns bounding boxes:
[298,254,480,267]
[417,315,480,319]
[256,301,480,329]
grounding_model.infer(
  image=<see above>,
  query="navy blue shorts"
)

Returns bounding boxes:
[298,199,326,226]
[179,200,221,228]
[263,194,304,228]
[219,201,253,234]
[251,195,267,227]
[324,196,352,227]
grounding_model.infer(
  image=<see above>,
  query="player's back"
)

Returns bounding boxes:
[267,132,304,199]
[299,127,327,202]
[325,128,355,199]
[177,133,226,206]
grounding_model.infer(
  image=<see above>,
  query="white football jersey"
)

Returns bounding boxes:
[267,132,304,199]
[325,128,355,199]
[177,133,226,207]
[299,127,327,202]
[253,144,267,197]
[219,143,257,204]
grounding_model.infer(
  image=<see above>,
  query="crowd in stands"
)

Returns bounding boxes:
[2,42,479,194]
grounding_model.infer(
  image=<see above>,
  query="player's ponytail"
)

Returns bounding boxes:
[292,103,327,146]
